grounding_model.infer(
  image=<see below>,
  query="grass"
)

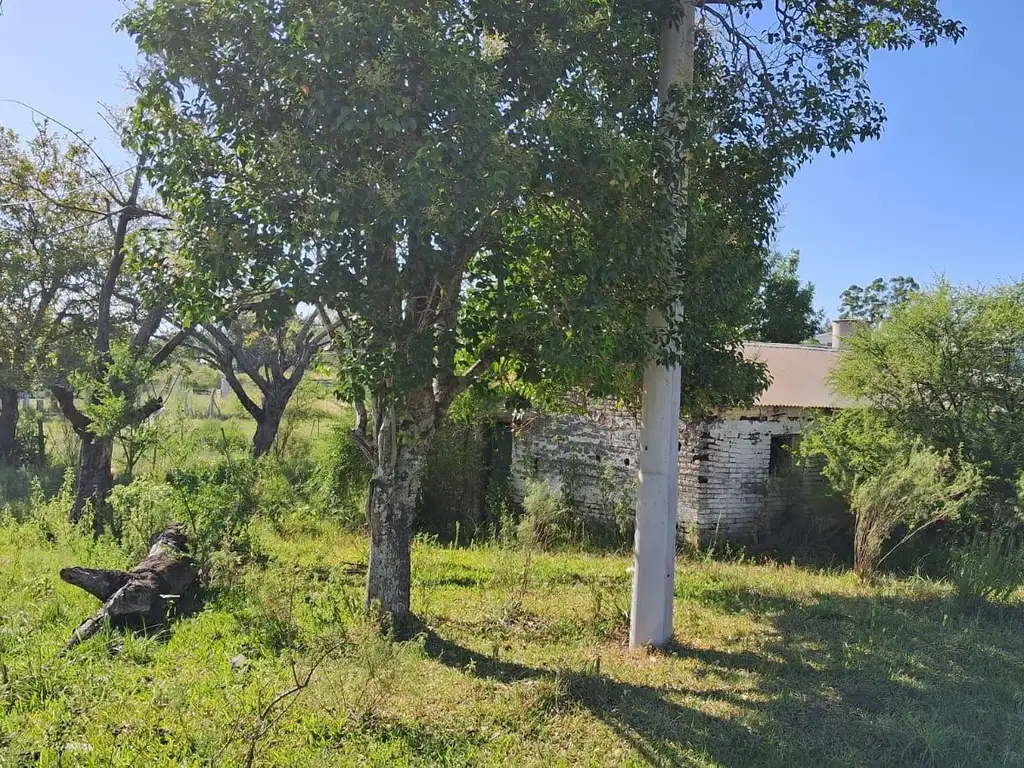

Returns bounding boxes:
[1,516,1023,767]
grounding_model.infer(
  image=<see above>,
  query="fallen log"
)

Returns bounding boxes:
[59,525,199,652]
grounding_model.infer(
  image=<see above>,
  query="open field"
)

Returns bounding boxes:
[2,516,1022,767]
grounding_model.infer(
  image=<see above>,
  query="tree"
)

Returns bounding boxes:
[48,153,191,523]
[0,125,100,464]
[839,276,920,325]
[123,0,964,618]
[805,280,1024,573]
[802,409,983,578]
[832,280,1024,488]
[748,250,823,344]
[190,310,332,458]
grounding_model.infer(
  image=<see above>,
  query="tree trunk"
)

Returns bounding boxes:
[365,397,436,620]
[60,524,198,651]
[70,436,114,524]
[0,386,20,465]
[251,398,286,459]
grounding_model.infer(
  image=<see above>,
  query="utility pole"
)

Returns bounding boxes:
[629,0,694,650]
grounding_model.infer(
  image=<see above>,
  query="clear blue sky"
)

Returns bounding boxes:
[1,0,1019,317]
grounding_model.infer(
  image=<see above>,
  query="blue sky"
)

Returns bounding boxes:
[1,0,1018,317]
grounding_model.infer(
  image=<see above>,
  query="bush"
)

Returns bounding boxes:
[517,480,573,550]
[849,448,983,579]
[949,527,1024,608]
[109,480,179,561]
[14,408,46,466]
[0,463,69,518]
[311,425,372,529]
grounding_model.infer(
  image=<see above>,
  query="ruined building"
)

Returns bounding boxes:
[511,321,856,543]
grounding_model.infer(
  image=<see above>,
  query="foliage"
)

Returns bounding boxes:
[311,425,373,530]
[802,408,987,577]
[847,445,982,579]
[108,479,180,562]
[949,525,1024,609]
[833,280,1024,492]
[0,463,67,517]
[163,457,266,578]
[598,461,636,543]
[839,276,920,325]
[115,416,163,479]
[517,481,575,552]
[0,124,101,395]
[13,407,45,467]
[748,250,824,344]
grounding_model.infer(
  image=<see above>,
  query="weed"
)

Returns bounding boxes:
[949,526,1024,608]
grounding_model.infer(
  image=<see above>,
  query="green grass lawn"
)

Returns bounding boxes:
[1,517,1023,767]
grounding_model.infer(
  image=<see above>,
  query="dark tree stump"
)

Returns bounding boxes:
[60,525,198,651]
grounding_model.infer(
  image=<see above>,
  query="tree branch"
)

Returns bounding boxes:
[222,366,265,421]
[150,327,191,369]
[51,385,91,439]
[204,324,271,392]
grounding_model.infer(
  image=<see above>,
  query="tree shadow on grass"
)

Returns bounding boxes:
[421,627,841,767]
[420,586,1024,767]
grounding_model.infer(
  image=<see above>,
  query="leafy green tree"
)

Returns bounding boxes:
[748,250,823,344]
[122,0,963,617]
[839,276,920,325]
[832,281,1024,487]
[806,280,1024,574]
[0,125,101,464]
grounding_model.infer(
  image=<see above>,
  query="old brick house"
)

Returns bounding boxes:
[510,322,855,543]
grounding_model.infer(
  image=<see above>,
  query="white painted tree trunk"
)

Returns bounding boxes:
[630,0,694,650]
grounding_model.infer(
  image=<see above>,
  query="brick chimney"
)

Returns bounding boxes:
[831,318,865,349]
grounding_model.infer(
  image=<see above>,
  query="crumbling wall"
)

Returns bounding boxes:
[512,402,825,543]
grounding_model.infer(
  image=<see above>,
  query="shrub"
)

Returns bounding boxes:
[949,526,1024,608]
[14,408,45,466]
[597,460,635,543]
[109,480,179,561]
[803,410,986,578]
[311,425,372,529]
[164,457,265,578]
[0,463,69,518]
[517,480,573,550]
[849,448,983,579]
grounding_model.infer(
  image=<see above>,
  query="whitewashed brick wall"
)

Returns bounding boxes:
[512,402,820,543]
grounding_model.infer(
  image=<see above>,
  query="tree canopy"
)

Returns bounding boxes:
[839,276,920,325]
[120,0,965,616]
[832,281,1024,487]
[747,250,823,344]
[0,124,104,462]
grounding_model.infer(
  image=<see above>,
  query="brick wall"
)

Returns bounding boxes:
[693,407,815,542]
[512,402,823,542]
[512,403,642,524]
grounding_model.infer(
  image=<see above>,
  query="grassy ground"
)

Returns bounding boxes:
[2,516,1023,767]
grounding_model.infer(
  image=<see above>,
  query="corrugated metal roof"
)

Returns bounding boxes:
[742,342,852,410]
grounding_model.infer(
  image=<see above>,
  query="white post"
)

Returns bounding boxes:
[630,0,694,650]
